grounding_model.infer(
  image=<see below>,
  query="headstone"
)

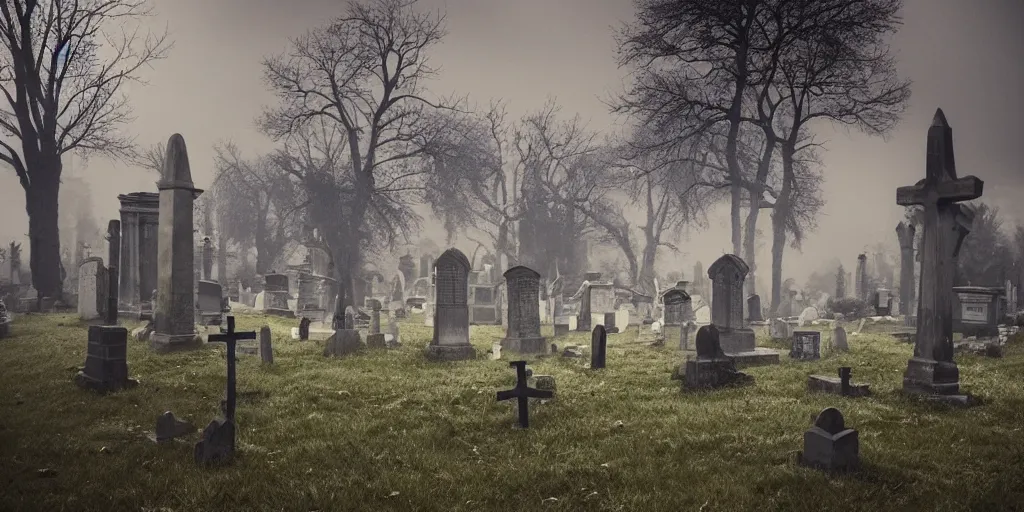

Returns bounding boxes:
[553,322,570,337]
[681,325,753,390]
[151,134,202,353]
[496,361,553,428]
[874,288,892,316]
[770,318,791,339]
[708,255,778,365]
[196,280,224,326]
[799,407,860,472]
[789,331,821,360]
[426,248,475,361]
[298,317,310,340]
[368,298,382,334]
[797,306,819,326]
[832,324,849,352]
[952,286,1002,338]
[262,273,293,318]
[201,237,214,280]
[151,411,196,443]
[74,325,138,392]
[662,288,691,326]
[747,294,764,322]
[896,222,916,315]
[195,316,254,466]
[500,267,545,355]
[591,324,607,369]
[807,367,871,397]
[77,257,108,321]
[896,109,983,399]
[386,314,401,347]
[259,326,273,364]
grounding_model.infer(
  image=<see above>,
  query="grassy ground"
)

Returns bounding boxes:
[2,313,1024,512]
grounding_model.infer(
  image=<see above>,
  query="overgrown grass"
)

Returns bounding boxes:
[2,313,1024,511]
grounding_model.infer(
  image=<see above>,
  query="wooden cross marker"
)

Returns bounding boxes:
[896,108,983,395]
[207,316,256,423]
[496,361,552,428]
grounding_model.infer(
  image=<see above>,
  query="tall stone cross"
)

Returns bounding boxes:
[895,108,983,396]
[496,360,553,428]
[207,316,256,423]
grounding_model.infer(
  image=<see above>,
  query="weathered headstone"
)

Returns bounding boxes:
[151,134,202,354]
[496,361,553,428]
[708,254,778,366]
[747,294,764,323]
[797,306,819,326]
[368,298,382,334]
[896,109,983,399]
[426,248,476,361]
[196,280,224,327]
[298,317,310,341]
[789,331,821,360]
[681,325,753,390]
[263,273,293,318]
[150,411,196,443]
[832,324,849,352]
[591,324,607,369]
[77,257,108,322]
[873,288,892,316]
[74,326,138,393]
[259,326,273,364]
[896,222,916,316]
[501,266,547,353]
[662,288,691,327]
[799,407,860,472]
[195,316,254,466]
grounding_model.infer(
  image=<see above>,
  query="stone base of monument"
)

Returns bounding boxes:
[425,343,477,361]
[290,326,334,341]
[902,357,979,406]
[682,358,754,391]
[725,348,782,367]
[323,329,364,358]
[193,418,235,466]
[149,332,202,354]
[366,333,387,349]
[501,336,548,354]
[807,375,871,397]
[265,307,295,319]
[74,326,139,393]
[718,327,756,353]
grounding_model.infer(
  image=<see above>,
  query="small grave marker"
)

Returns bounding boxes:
[496,361,553,428]
[790,331,821,360]
[591,325,607,369]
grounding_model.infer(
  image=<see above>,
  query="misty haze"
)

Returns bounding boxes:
[0,0,1023,510]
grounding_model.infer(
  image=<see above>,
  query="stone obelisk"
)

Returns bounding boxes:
[150,134,204,353]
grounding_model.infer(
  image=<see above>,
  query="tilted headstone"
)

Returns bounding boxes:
[681,325,753,390]
[799,407,860,472]
[896,109,983,399]
[150,411,196,443]
[496,361,553,428]
[298,317,310,341]
[78,257,108,322]
[151,134,202,353]
[591,324,607,369]
[195,316,254,466]
[426,248,475,361]
[259,326,273,364]
[501,265,547,353]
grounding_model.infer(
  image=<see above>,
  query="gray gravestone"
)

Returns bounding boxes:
[707,254,756,353]
[800,407,860,472]
[74,325,138,392]
[501,265,547,354]
[78,257,108,321]
[259,326,273,364]
[747,294,764,322]
[789,331,821,360]
[426,248,475,361]
[833,324,849,352]
[662,288,690,326]
[150,134,202,353]
[591,324,607,369]
[368,298,382,334]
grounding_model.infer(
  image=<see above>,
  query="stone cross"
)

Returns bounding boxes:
[496,360,553,428]
[896,109,983,396]
[106,220,120,325]
[895,222,916,316]
[207,316,256,423]
[151,134,203,353]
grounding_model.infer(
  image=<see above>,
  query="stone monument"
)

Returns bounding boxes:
[426,248,476,361]
[707,254,779,366]
[501,265,547,354]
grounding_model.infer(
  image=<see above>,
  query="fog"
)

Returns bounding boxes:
[1,0,1022,289]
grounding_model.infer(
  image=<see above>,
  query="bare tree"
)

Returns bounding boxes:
[212,143,301,274]
[767,0,910,315]
[0,0,170,298]
[259,0,468,320]
[135,140,165,174]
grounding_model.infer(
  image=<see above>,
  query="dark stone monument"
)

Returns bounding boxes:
[74,325,138,393]
[807,367,871,397]
[681,325,753,390]
[496,361,553,428]
[855,254,868,302]
[896,109,983,400]
[747,294,764,323]
[591,324,607,369]
[789,331,821,360]
[368,298,382,334]
[799,407,860,472]
[501,265,547,354]
[105,220,120,326]
[151,411,196,443]
[662,288,691,327]
[323,306,365,357]
[708,254,779,366]
[426,248,475,361]
[259,326,273,364]
[298,317,310,341]
[195,316,254,466]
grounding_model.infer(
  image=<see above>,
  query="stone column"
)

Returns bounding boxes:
[151,134,204,353]
[106,220,120,326]
[855,254,868,301]
[896,222,916,316]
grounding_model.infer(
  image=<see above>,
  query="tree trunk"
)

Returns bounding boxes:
[770,145,797,317]
[24,157,64,300]
[742,189,761,299]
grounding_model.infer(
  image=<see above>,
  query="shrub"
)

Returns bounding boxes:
[826,296,872,319]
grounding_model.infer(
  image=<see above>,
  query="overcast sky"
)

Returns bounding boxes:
[1,0,1021,290]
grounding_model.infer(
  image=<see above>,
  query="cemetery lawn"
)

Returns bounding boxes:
[2,315,1024,512]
